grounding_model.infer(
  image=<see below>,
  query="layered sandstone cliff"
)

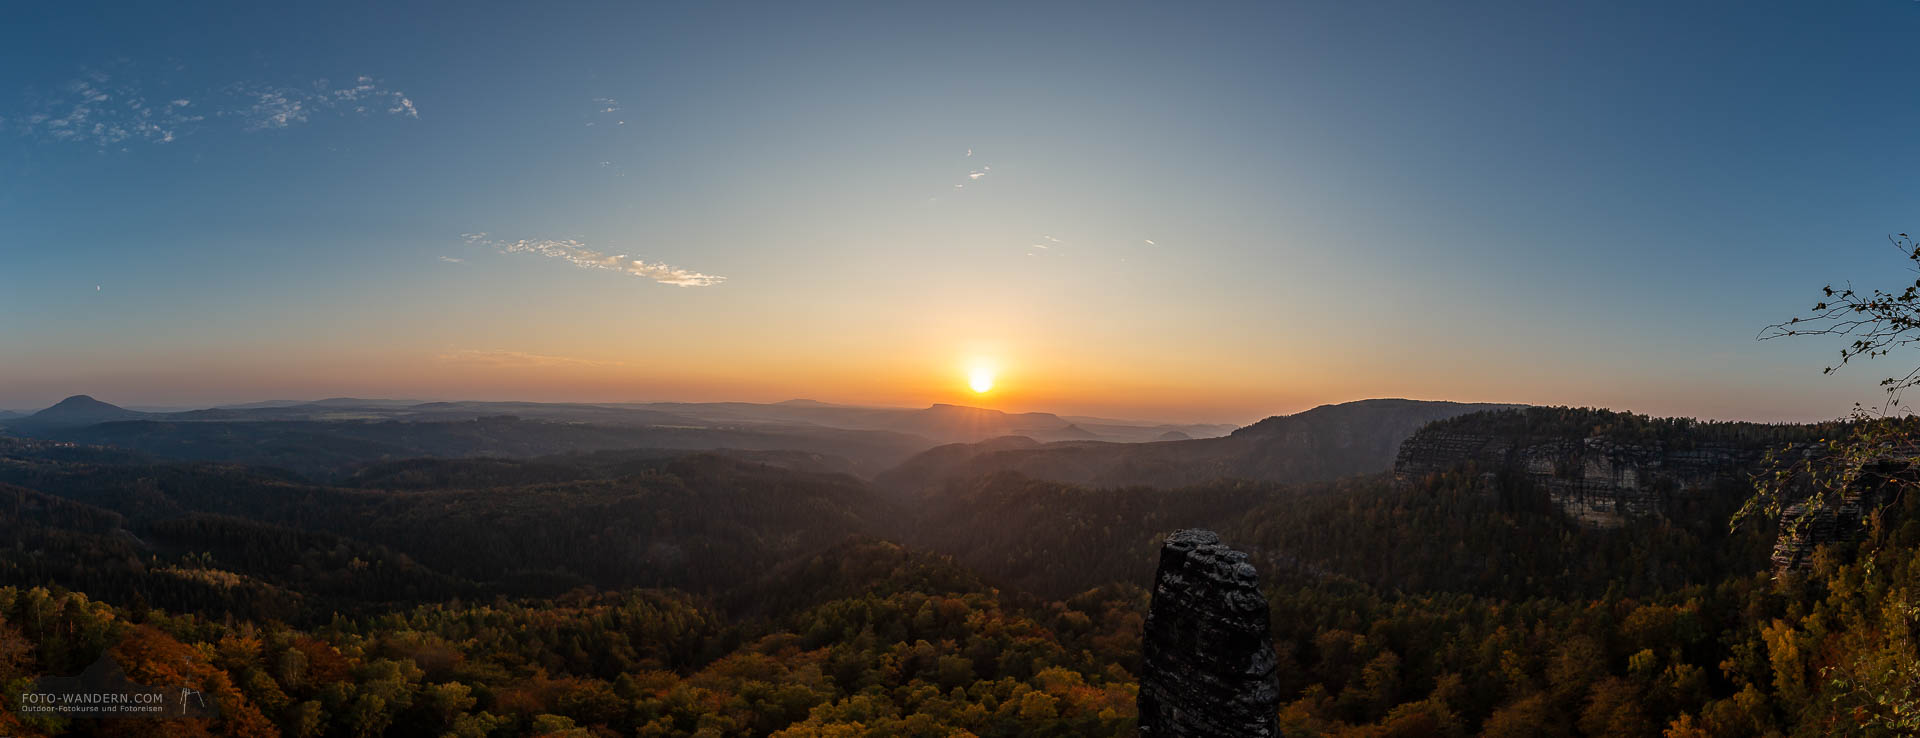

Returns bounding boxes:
[1393,429,1763,527]
[1139,529,1279,738]
[1769,459,1910,573]
[1390,407,1907,576]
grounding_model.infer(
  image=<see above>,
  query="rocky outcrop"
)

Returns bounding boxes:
[1393,429,1765,528]
[1770,460,1910,574]
[1390,408,1913,575]
[1139,529,1279,738]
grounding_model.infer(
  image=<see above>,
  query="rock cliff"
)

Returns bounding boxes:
[1770,460,1911,574]
[1139,529,1279,738]
[1393,428,1763,528]
[1390,407,1907,576]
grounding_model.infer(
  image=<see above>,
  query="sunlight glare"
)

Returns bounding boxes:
[968,366,996,394]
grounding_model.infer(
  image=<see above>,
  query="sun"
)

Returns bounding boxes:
[968,366,996,394]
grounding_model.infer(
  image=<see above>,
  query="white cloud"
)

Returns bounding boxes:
[933,150,991,195]
[18,74,202,146]
[594,97,620,113]
[1144,239,1155,245]
[439,256,465,263]
[11,70,415,146]
[241,91,308,130]
[466,233,725,287]
[233,76,418,130]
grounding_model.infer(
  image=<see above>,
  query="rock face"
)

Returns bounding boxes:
[1393,429,1764,528]
[1389,407,1905,576]
[1770,460,1910,574]
[1139,529,1279,738]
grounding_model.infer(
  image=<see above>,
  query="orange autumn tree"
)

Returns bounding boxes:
[105,625,277,738]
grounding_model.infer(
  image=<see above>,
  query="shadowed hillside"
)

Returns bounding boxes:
[878,398,1518,494]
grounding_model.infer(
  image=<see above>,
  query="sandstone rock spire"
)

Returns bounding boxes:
[1139,529,1280,737]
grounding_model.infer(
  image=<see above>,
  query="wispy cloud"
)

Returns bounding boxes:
[438,255,465,263]
[586,97,625,128]
[1025,234,1067,257]
[232,76,417,130]
[18,73,203,146]
[9,70,416,146]
[239,90,308,130]
[929,150,992,200]
[463,233,725,287]
[437,350,627,368]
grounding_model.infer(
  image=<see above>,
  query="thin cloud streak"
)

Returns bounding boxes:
[232,76,417,131]
[927,149,990,200]
[9,70,416,146]
[463,233,725,287]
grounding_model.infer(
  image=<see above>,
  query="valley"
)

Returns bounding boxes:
[0,394,1900,736]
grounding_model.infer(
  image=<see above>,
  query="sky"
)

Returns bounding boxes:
[4,1,1920,424]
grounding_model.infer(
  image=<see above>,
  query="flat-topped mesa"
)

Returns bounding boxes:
[1139,529,1279,738]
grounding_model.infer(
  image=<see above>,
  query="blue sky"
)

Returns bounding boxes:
[3,1,1918,423]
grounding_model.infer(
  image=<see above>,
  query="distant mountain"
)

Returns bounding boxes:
[212,399,309,410]
[884,404,1093,443]
[398,401,696,425]
[169,399,700,425]
[877,398,1521,494]
[1156,430,1193,441]
[16,395,149,428]
[773,398,843,408]
[312,397,430,407]
[1054,423,1100,440]
[615,400,1231,443]
[1061,416,1240,442]
[41,416,935,480]
[216,397,428,410]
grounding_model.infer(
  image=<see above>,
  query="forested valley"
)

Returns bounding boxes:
[0,401,1914,737]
